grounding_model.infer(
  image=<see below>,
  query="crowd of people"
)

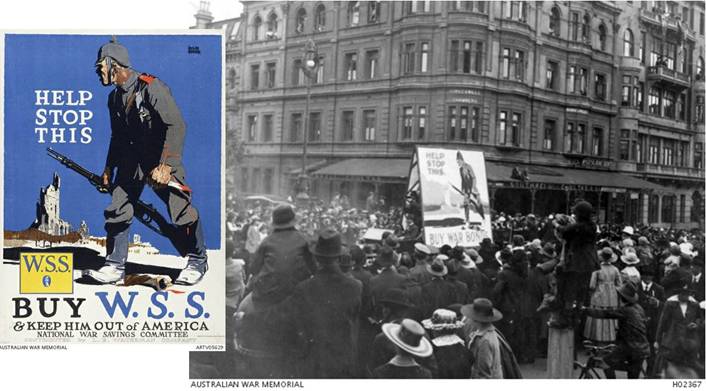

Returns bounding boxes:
[201,194,705,380]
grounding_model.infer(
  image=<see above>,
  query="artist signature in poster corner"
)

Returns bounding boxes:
[188,46,201,54]
[10,290,210,320]
[672,381,703,388]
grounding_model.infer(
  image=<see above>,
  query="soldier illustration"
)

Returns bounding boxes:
[452,151,485,224]
[86,38,208,285]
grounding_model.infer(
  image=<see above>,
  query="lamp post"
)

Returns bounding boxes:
[296,39,318,201]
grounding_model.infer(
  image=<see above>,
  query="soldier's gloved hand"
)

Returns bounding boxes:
[149,163,172,188]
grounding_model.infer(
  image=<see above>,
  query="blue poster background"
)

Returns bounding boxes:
[4,34,222,254]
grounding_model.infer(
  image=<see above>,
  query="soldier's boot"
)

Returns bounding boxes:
[176,219,208,286]
[84,224,128,284]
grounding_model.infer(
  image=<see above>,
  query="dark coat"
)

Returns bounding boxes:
[655,299,704,365]
[585,303,651,358]
[288,265,362,378]
[456,267,490,301]
[690,274,705,302]
[250,227,315,285]
[661,267,693,297]
[447,276,470,304]
[638,281,665,341]
[557,220,599,273]
[493,267,532,320]
[351,266,374,315]
[369,267,408,307]
[419,278,457,318]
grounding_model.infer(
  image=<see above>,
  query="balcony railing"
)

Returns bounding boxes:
[646,65,691,88]
[635,163,703,178]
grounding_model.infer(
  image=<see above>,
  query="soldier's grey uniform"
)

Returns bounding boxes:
[103,70,206,271]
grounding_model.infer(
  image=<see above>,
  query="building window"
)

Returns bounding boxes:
[474,42,484,74]
[504,1,526,21]
[266,13,278,38]
[680,194,686,223]
[571,12,580,41]
[636,81,644,111]
[677,141,688,167]
[290,113,302,142]
[263,168,274,194]
[664,42,676,70]
[697,96,705,122]
[262,114,273,142]
[648,195,659,223]
[250,64,260,90]
[640,31,646,63]
[621,75,631,106]
[448,107,457,140]
[368,1,381,23]
[344,52,358,81]
[459,106,468,140]
[619,129,630,160]
[695,142,704,169]
[308,112,321,141]
[543,119,555,150]
[315,4,326,32]
[591,127,603,156]
[342,110,355,141]
[594,73,606,101]
[648,137,660,164]
[418,106,427,140]
[546,60,558,90]
[510,112,521,146]
[498,111,507,145]
[567,65,576,94]
[549,6,561,36]
[578,67,587,95]
[662,139,674,166]
[295,8,307,34]
[365,49,379,79]
[475,1,486,14]
[420,42,429,73]
[450,40,459,72]
[697,57,704,80]
[470,107,479,142]
[403,43,416,74]
[576,123,585,154]
[502,48,511,78]
[247,115,257,142]
[348,1,360,26]
[565,122,575,153]
[623,29,634,57]
[402,107,414,140]
[662,195,675,224]
[514,50,525,81]
[701,11,705,35]
[252,15,262,41]
[582,13,591,43]
[636,134,646,163]
[598,23,607,51]
[292,59,303,86]
[363,110,376,141]
[463,41,472,73]
[663,90,675,118]
[648,87,660,115]
[315,56,325,84]
[265,62,276,88]
[650,37,661,67]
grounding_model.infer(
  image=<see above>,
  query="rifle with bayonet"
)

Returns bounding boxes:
[46,147,189,257]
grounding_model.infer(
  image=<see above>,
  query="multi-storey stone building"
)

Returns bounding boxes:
[195,1,705,228]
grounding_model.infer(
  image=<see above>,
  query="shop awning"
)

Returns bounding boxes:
[486,162,668,192]
[287,160,328,176]
[311,158,410,183]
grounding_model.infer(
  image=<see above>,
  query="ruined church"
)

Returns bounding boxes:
[30,172,71,235]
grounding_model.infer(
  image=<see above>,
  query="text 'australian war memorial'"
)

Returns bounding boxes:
[191,0,706,381]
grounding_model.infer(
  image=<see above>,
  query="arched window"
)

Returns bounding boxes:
[315,4,326,31]
[228,68,236,89]
[698,56,704,80]
[252,15,262,41]
[582,13,591,43]
[266,12,278,37]
[295,8,307,33]
[348,1,360,26]
[598,23,607,51]
[623,29,634,57]
[549,6,561,36]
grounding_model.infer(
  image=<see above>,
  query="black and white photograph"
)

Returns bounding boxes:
[190,0,706,381]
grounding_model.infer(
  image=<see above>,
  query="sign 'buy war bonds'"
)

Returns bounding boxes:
[0,32,226,349]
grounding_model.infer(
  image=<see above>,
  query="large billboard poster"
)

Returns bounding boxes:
[414,147,492,247]
[0,32,225,348]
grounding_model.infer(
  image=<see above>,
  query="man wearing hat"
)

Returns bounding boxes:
[462,298,505,379]
[654,284,704,378]
[287,228,362,378]
[249,204,315,289]
[581,281,650,378]
[689,257,704,302]
[373,319,433,378]
[456,248,490,301]
[369,246,408,310]
[408,242,433,285]
[638,266,664,376]
[88,37,208,285]
[420,255,457,318]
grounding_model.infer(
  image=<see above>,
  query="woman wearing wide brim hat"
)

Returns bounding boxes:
[598,247,618,263]
[426,255,448,277]
[461,298,503,323]
[372,319,434,379]
[422,308,472,378]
